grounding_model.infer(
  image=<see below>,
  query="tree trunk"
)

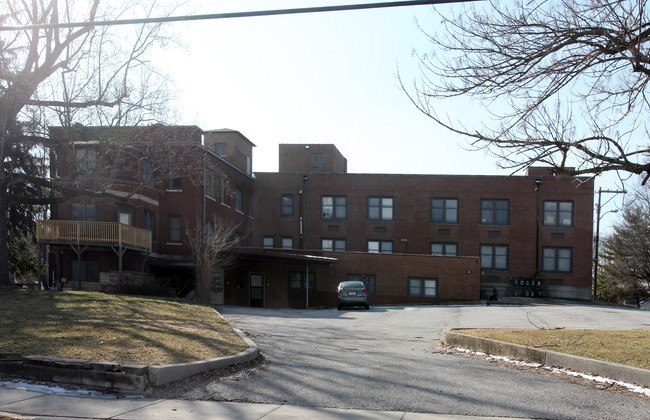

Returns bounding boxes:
[0,105,13,287]
[0,182,9,286]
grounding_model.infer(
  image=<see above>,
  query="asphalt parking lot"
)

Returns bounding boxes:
[213,302,650,419]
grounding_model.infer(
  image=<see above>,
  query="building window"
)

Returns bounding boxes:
[205,171,215,199]
[543,247,573,273]
[347,274,376,295]
[75,147,97,170]
[313,154,325,169]
[142,159,153,186]
[281,237,293,249]
[168,215,181,243]
[430,243,458,256]
[481,199,509,225]
[321,196,346,220]
[480,245,508,270]
[431,198,458,224]
[71,260,99,283]
[235,188,243,212]
[71,201,96,221]
[263,236,274,248]
[168,177,182,190]
[246,155,252,175]
[544,201,573,227]
[281,194,294,217]
[144,210,155,240]
[220,177,226,204]
[368,197,394,221]
[288,271,316,290]
[368,240,393,253]
[215,143,226,156]
[322,238,346,251]
[115,205,134,226]
[408,278,438,297]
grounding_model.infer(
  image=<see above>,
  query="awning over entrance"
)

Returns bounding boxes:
[234,247,338,265]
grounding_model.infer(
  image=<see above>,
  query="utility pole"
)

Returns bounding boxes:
[593,188,626,300]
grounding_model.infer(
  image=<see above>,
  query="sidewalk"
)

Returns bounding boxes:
[0,384,525,420]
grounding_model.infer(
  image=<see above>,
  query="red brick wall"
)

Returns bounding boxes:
[48,126,256,287]
[225,250,480,308]
[253,171,594,299]
[279,144,347,174]
[204,130,254,175]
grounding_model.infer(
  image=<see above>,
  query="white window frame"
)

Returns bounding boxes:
[408,278,438,297]
[430,242,458,256]
[281,237,293,249]
[431,198,458,224]
[480,199,509,225]
[263,236,274,248]
[281,194,294,217]
[168,215,182,244]
[543,247,573,273]
[367,240,393,254]
[480,244,508,270]
[321,196,347,220]
[368,197,394,221]
[321,238,346,251]
[235,188,243,212]
[544,201,574,227]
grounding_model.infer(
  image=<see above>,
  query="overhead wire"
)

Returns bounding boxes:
[0,0,482,31]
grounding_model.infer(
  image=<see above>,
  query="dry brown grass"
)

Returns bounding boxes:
[0,289,248,365]
[458,328,650,370]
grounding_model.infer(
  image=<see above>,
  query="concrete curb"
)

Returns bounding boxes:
[1,316,259,392]
[148,328,258,386]
[444,329,650,388]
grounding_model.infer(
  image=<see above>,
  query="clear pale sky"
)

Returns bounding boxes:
[154,0,628,230]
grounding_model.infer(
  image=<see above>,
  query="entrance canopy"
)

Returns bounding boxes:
[234,247,338,265]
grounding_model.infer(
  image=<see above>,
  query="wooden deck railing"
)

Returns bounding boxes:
[36,220,152,252]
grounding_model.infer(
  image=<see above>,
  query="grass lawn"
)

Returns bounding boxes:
[0,289,248,365]
[457,328,650,370]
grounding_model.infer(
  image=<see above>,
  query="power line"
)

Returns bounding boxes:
[0,0,481,31]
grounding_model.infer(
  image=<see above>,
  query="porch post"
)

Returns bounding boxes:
[305,264,309,309]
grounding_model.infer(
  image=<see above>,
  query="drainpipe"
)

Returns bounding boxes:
[535,178,542,276]
[202,152,206,236]
[302,145,309,249]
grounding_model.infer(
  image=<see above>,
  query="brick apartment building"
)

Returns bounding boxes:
[40,125,255,297]
[37,126,593,308]
[253,144,594,303]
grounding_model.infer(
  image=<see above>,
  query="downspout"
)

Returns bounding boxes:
[534,178,542,277]
[203,151,206,235]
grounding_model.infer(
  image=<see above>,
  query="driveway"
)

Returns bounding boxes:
[212,303,650,419]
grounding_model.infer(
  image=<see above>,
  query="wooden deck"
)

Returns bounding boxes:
[36,220,152,252]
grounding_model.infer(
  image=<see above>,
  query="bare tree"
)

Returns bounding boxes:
[0,0,179,286]
[186,217,240,305]
[406,0,650,184]
[598,185,650,306]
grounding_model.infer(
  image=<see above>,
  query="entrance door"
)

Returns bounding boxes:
[250,273,264,307]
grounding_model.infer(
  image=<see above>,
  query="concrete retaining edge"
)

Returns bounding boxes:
[0,329,259,393]
[444,329,650,388]
[148,328,258,386]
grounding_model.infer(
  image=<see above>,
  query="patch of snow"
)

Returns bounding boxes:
[454,347,650,398]
[0,379,143,399]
